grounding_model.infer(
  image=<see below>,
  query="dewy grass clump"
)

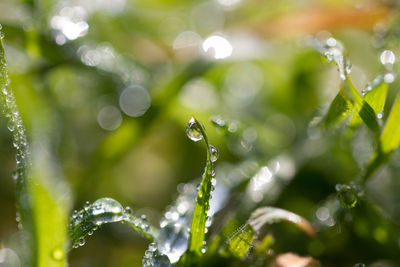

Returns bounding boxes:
[2,3,400,267]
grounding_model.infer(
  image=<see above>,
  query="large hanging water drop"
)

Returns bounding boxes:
[186,117,203,142]
[335,184,358,209]
[209,145,219,162]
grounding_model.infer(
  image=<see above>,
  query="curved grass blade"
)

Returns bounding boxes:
[186,117,217,256]
[69,198,156,248]
[227,207,315,258]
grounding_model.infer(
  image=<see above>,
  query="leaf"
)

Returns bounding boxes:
[227,207,315,258]
[69,197,155,248]
[187,117,217,256]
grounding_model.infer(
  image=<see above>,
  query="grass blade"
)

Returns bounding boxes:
[227,207,315,258]
[186,117,217,256]
[321,84,353,128]
[351,76,388,127]
[1,30,71,266]
[365,91,400,179]
[345,77,380,133]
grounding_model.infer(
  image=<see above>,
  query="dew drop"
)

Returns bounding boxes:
[51,248,64,261]
[157,223,189,263]
[354,264,366,267]
[380,50,395,65]
[91,197,124,224]
[186,117,203,142]
[335,184,358,208]
[384,72,395,83]
[7,121,15,132]
[209,145,219,162]
[78,238,86,247]
[124,206,133,215]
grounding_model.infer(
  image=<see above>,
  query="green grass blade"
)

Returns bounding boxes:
[351,76,388,127]
[29,140,71,266]
[378,92,400,155]
[1,31,71,267]
[321,84,353,128]
[365,91,400,179]
[227,207,315,258]
[187,117,216,256]
[69,198,156,248]
[227,224,255,258]
[345,77,380,133]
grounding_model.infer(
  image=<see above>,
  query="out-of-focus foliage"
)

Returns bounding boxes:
[1,0,400,266]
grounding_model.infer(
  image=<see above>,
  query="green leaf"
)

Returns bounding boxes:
[69,198,156,248]
[227,207,315,258]
[187,117,216,256]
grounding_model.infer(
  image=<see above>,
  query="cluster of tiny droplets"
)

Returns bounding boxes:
[142,242,171,267]
[0,26,31,229]
[69,197,153,249]
[309,35,351,81]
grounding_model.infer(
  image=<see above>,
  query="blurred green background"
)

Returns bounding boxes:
[1,0,400,266]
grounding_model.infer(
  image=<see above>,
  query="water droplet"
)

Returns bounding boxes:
[124,206,133,215]
[209,145,219,162]
[354,264,366,267]
[51,248,64,261]
[377,112,383,119]
[186,117,203,142]
[384,72,395,83]
[205,216,212,227]
[78,238,86,246]
[12,170,18,181]
[91,197,124,224]
[380,50,395,65]
[335,184,358,208]
[157,223,189,263]
[7,121,15,132]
